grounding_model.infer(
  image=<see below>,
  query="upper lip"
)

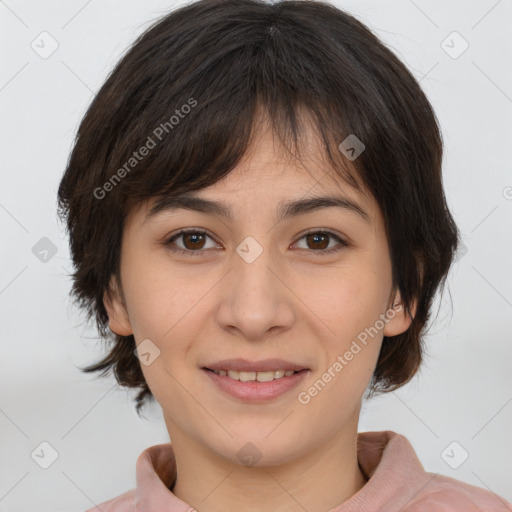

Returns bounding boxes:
[203,358,309,372]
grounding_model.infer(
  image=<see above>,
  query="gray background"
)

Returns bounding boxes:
[1,0,511,510]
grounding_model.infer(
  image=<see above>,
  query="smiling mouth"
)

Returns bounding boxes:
[203,368,306,382]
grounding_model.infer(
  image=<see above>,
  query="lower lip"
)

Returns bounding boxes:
[202,368,309,402]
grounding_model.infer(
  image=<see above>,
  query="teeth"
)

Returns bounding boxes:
[213,369,297,381]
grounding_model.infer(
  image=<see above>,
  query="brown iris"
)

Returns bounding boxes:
[182,232,207,250]
[305,232,329,250]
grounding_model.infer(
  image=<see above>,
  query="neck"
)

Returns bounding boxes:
[167,421,367,512]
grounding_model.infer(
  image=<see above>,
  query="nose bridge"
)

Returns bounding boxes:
[217,235,294,339]
[232,234,280,304]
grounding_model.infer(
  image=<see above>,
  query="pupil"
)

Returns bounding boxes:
[185,233,204,249]
[309,233,328,250]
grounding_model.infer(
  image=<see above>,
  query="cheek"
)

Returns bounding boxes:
[122,257,210,376]
[309,266,388,390]
[313,268,387,339]
[121,250,198,336]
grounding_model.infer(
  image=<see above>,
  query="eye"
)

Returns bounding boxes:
[164,229,219,256]
[292,229,349,256]
[163,228,349,257]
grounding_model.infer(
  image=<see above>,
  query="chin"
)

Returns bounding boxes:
[209,431,303,468]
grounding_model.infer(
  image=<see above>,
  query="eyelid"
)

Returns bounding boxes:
[163,228,220,253]
[297,227,349,243]
[292,227,350,253]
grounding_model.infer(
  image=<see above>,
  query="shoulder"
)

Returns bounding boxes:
[402,473,512,512]
[84,488,136,512]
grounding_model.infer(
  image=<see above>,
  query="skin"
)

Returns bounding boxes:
[104,118,416,512]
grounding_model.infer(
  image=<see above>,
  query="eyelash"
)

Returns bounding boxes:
[163,228,349,257]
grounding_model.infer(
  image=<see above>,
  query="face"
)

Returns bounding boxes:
[104,121,414,466]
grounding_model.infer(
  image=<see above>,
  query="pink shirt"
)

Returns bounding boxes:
[86,430,512,511]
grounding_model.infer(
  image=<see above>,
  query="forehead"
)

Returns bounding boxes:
[128,119,378,228]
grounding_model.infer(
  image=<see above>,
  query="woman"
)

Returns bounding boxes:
[57,0,512,510]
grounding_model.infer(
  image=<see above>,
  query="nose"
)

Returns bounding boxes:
[215,245,296,342]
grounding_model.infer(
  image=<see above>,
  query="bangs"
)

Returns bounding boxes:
[90,5,385,217]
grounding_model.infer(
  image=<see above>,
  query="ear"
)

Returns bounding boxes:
[383,289,417,337]
[103,275,133,336]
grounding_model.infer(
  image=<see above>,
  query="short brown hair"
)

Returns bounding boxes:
[57,0,460,416]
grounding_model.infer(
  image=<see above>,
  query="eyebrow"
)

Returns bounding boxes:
[145,193,371,225]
